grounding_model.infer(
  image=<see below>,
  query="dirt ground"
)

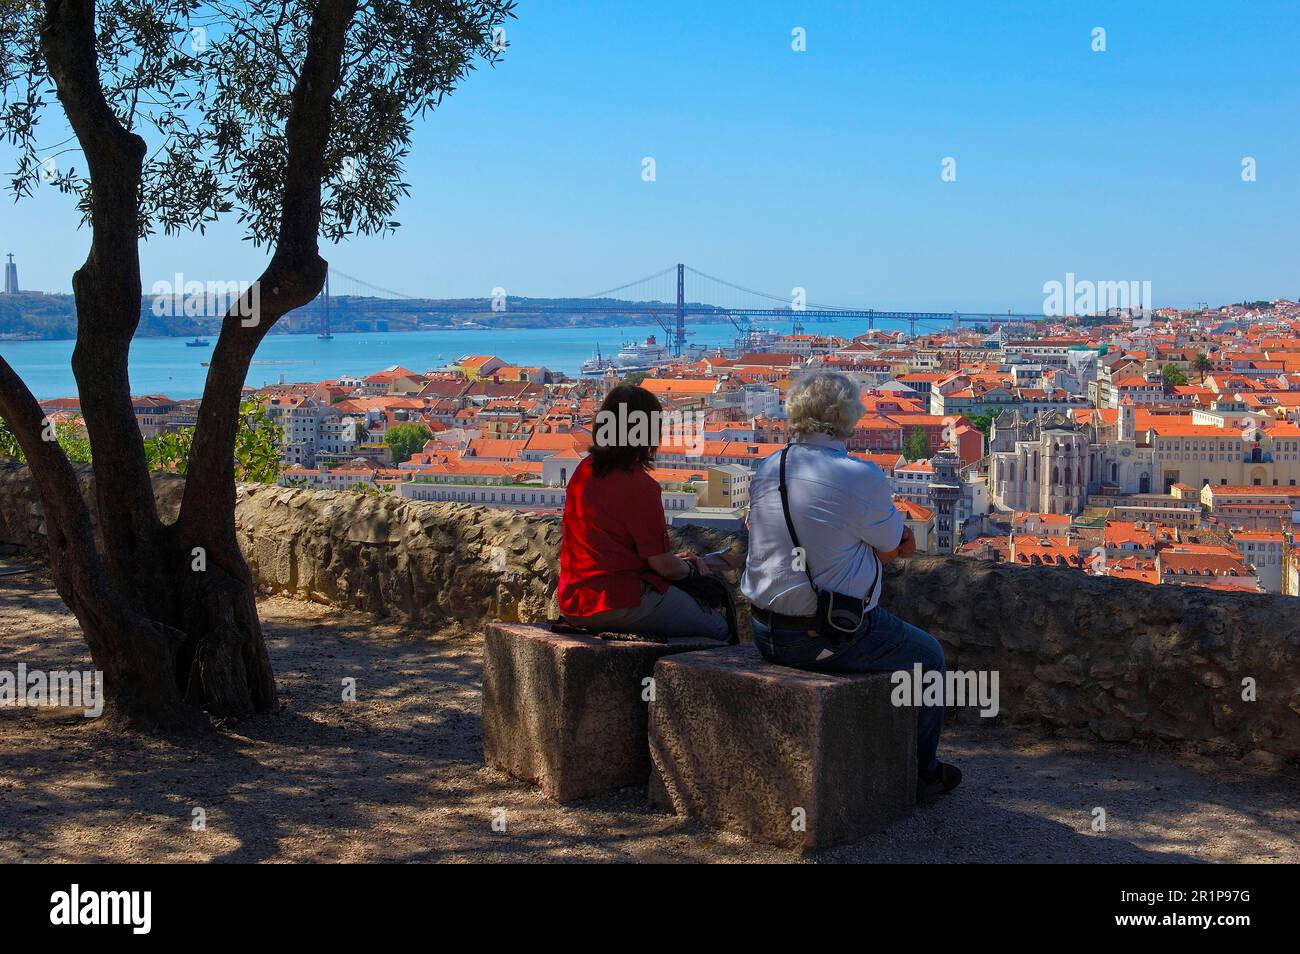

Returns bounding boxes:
[1,572,1296,863]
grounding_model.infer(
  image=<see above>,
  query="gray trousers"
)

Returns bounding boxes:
[565,582,730,641]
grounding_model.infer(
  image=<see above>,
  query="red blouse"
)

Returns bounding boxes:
[557,456,671,617]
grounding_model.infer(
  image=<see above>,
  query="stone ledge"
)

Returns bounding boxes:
[482,622,727,802]
[648,645,916,851]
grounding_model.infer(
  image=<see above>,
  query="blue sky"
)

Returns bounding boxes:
[2,0,1298,310]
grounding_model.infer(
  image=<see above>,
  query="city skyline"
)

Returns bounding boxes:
[2,0,1299,311]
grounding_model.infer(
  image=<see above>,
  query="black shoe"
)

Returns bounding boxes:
[917,762,962,801]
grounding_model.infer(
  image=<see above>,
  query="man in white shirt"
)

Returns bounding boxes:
[741,371,960,799]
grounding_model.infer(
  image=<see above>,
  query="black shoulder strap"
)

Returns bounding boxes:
[778,445,818,593]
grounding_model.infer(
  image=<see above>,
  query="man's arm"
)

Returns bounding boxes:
[876,525,916,564]
[848,464,907,552]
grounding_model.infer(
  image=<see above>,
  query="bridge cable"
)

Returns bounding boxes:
[579,265,679,301]
[328,268,421,300]
[683,265,860,313]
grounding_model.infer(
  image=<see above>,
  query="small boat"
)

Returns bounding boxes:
[318,333,334,340]
[580,343,618,375]
[185,338,210,347]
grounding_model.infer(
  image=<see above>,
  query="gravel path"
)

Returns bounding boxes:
[0,574,1295,863]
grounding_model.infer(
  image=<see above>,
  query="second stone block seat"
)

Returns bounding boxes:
[649,644,917,851]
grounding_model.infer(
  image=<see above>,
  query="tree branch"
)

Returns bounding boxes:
[40,0,161,596]
[179,0,358,544]
[2,355,192,725]
[0,354,81,522]
[0,353,108,609]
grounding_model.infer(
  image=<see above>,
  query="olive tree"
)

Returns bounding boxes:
[0,0,513,728]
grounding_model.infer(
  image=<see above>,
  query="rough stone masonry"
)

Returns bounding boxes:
[0,462,1296,761]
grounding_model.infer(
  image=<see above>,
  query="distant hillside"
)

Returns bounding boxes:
[0,291,221,339]
[0,293,82,339]
[0,292,721,340]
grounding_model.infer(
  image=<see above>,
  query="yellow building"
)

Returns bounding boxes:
[455,355,506,381]
[700,464,752,509]
[1147,420,1300,491]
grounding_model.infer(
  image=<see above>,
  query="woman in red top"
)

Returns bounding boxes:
[558,385,733,640]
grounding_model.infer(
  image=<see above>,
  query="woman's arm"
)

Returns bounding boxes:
[647,551,702,580]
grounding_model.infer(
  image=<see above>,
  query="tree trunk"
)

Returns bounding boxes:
[0,0,356,730]
[168,529,277,719]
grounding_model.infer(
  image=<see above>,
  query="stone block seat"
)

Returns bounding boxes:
[649,645,916,851]
[482,622,727,802]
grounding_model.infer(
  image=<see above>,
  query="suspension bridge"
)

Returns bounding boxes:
[311,263,1044,354]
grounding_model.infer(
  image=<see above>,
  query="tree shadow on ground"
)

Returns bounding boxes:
[0,577,1296,863]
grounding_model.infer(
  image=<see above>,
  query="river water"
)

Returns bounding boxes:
[0,316,916,400]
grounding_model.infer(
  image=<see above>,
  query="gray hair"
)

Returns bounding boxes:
[785,371,864,440]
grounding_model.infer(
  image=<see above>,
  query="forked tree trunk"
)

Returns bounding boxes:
[0,0,356,730]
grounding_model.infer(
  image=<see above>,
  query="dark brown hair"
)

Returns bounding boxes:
[588,384,662,476]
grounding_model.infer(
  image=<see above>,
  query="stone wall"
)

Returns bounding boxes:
[0,462,730,627]
[235,482,564,624]
[231,481,732,625]
[1,462,1296,760]
[0,462,562,625]
[880,556,1300,761]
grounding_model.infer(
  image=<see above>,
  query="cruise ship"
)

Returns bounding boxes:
[733,328,779,352]
[579,335,733,376]
[580,335,672,374]
[615,335,670,369]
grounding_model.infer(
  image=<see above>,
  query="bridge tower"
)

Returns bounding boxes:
[674,263,685,356]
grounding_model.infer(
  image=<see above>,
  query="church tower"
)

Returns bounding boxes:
[1117,395,1134,443]
[601,365,619,398]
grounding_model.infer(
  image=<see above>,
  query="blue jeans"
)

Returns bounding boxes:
[751,605,945,775]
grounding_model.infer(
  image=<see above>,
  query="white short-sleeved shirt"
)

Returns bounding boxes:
[740,433,905,616]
